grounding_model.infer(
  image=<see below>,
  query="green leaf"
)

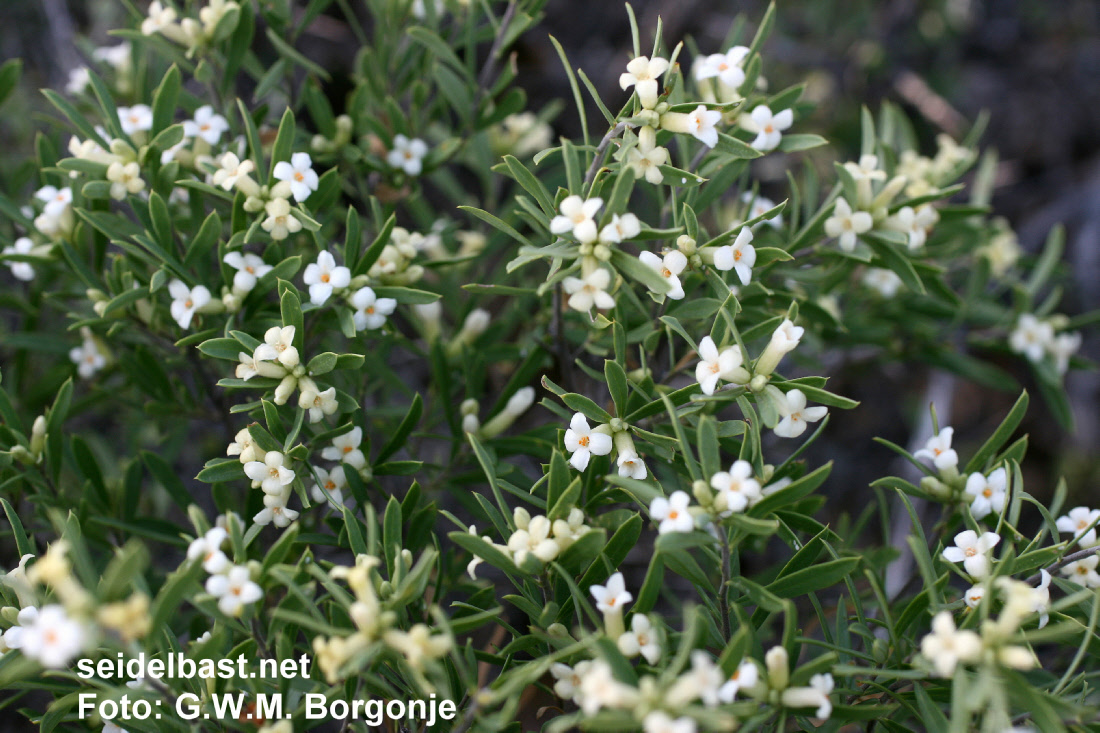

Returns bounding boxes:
[502,155,556,215]
[965,391,1028,473]
[375,393,423,463]
[142,451,193,511]
[560,392,612,424]
[269,106,297,180]
[198,337,246,361]
[196,458,245,483]
[280,283,304,352]
[1,498,34,558]
[604,360,628,418]
[750,462,832,517]
[715,132,764,160]
[449,531,519,576]
[610,248,671,294]
[0,59,22,110]
[307,352,338,376]
[45,378,73,484]
[151,64,181,136]
[767,557,860,597]
[265,27,332,79]
[778,133,828,152]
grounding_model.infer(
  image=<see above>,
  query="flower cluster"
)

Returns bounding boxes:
[1010,313,1081,376]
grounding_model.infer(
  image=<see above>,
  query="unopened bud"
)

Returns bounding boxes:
[676,234,697,256]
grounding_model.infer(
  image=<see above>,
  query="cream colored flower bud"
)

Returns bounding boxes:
[273,375,298,405]
[676,234,697,256]
[764,646,789,690]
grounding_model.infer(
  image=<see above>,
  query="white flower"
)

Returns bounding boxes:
[662,104,723,148]
[69,336,106,379]
[255,325,300,368]
[643,712,695,733]
[625,135,669,185]
[310,465,347,506]
[93,42,132,71]
[303,251,351,306]
[1050,331,1082,375]
[16,604,88,668]
[781,673,834,719]
[590,572,632,614]
[183,105,229,145]
[963,584,985,609]
[639,250,687,299]
[695,46,750,88]
[617,614,661,664]
[824,197,873,252]
[563,413,612,471]
[260,198,302,241]
[387,134,429,176]
[577,659,638,715]
[742,192,782,228]
[254,489,300,528]
[551,661,590,704]
[106,161,145,200]
[755,318,805,376]
[1009,314,1053,363]
[321,427,367,470]
[273,152,319,202]
[695,336,746,395]
[619,56,670,109]
[227,428,260,463]
[886,205,938,251]
[1,606,38,651]
[507,515,560,565]
[1056,506,1100,548]
[774,389,828,439]
[913,427,958,471]
[862,267,903,297]
[562,268,615,312]
[964,467,1007,520]
[187,527,230,574]
[212,153,255,191]
[142,1,178,35]
[244,451,296,495]
[616,450,647,480]
[942,530,1000,579]
[350,287,397,331]
[717,659,759,703]
[920,611,982,677]
[66,67,91,95]
[205,565,263,617]
[3,237,36,281]
[712,227,756,285]
[167,279,211,329]
[667,651,724,707]
[223,251,272,293]
[35,185,73,219]
[1061,555,1100,588]
[743,105,793,151]
[118,104,153,136]
[550,195,603,244]
[710,460,763,514]
[298,385,338,424]
[599,213,642,243]
[649,491,694,534]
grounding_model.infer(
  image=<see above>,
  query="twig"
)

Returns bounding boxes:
[1026,545,1100,586]
[473,0,518,109]
[583,121,631,191]
[553,283,571,390]
[251,617,271,659]
[720,530,732,640]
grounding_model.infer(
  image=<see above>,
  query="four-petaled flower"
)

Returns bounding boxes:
[563,268,615,312]
[254,325,300,368]
[963,467,1007,520]
[186,527,230,574]
[1009,314,1053,363]
[223,251,272,293]
[1056,506,1100,548]
[695,336,745,396]
[824,197,873,252]
[590,572,632,614]
[710,460,762,514]
[563,413,612,471]
[551,195,604,244]
[303,251,351,306]
[774,389,828,438]
[942,530,1000,579]
[1061,555,1100,588]
[619,56,670,109]
[695,46,750,89]
[118,104,153,136]
[183,105,229,145]
[167,279,211,330]
[712,227,756,285]
[914,427,959,471]
[920,611,981,677]
[244,451,296,495]
[321,426,367,470]
[616,450,647,479]
[617,614,661,664]
[273,152,319,202]
[387,134,429,176]
[649,491,694,534]
[3,237,35,281]
[639,250,687,299]
[350,286,397,331]
[718,659,759,703]
[743,105,793,151]
[205,565,263,617]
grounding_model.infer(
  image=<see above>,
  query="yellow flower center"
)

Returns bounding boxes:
[578,436,590,448]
